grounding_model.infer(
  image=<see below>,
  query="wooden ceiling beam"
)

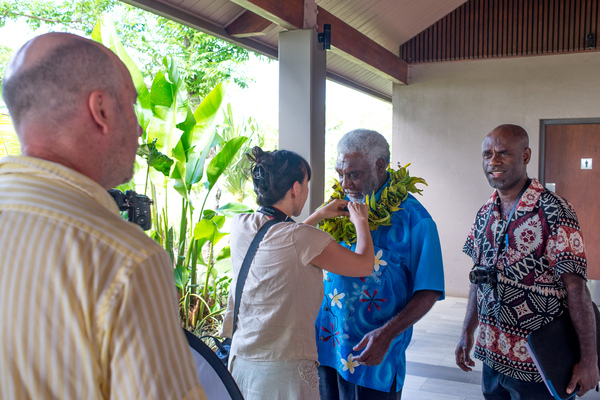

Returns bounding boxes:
[226,0,408,84]
[317,7,408,85]
[226,10,273,37]
[230,0,304,30]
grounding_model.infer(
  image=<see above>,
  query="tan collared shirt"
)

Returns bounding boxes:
[0,156,206,400]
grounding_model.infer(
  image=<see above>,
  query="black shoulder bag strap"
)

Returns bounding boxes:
[231,217,280,337]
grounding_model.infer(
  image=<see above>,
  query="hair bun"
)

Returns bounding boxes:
[252,164,266,180]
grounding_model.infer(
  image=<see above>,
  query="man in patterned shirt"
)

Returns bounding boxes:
[455,124,599,399]
[316,129,445,400]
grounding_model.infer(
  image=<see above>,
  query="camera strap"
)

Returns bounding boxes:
[231,206,292,339]
[496,178,531,253]
[257,206,295,223]
[231,217,281,339]
[477,177,531,270]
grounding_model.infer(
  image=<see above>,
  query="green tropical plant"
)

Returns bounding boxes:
[93,15,253,337]
[0,0,251,103]
[0,113,19,156]
[218,103,264,203]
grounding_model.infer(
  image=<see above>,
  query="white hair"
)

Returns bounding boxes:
[337,129,390,166]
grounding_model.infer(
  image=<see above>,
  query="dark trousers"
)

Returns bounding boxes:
[318,365,403,400]
[482,364,557,400]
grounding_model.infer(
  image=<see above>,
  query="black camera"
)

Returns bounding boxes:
[108,189,153,231]
[469,265,497,287]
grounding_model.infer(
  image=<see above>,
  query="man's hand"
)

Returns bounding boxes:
[350,290,442,366]
[562,273,600,396]
[567,360,599,396]
[455,332,476,372]
[351,327,393,366]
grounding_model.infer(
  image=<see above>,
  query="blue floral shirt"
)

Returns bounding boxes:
[315,179,445,392]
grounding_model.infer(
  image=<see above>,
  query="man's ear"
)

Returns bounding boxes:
[375,158,388,176]
[88,90,111,134]
[523,147,532,166]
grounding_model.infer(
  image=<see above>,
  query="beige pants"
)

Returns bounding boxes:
[229,356,320,400]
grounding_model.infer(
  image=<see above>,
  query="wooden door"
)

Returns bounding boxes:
[543,123,600,279]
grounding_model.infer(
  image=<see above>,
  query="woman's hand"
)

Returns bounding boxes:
[347,201,369,228]
[304,199,349,226]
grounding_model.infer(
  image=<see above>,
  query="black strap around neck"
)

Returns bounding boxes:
[494,177,531,261]
[476,178,531,267]
[258,206,294,223]
[501,178,531,235]
[231,217,281,338]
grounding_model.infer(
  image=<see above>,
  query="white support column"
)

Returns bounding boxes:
[278,29,326,220]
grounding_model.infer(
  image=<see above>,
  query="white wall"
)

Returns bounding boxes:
[392,51,600,298]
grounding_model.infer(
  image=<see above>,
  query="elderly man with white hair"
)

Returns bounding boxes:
[315,129,445,400]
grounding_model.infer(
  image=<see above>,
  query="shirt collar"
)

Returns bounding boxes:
[488,177,542,213]
[0,156,121,215]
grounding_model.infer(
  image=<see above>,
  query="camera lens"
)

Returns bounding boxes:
[469,269,488,285]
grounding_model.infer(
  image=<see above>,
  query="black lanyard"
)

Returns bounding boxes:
[497,178,531,251]
[257,206,294,223]
[477,178,531,267]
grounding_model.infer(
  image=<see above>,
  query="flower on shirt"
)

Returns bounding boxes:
[514,216,542,254]
[513,339,530,362]
[498,333,511,355]
[522,190,537,206]
[359,289,386,312]
[556,228,570,252]
[341,353,359,374]
[478,324,496,348]
[569,231,585,255]
[373,250,388,272]
[321,322,341,347]
[546,237,557,262]
[329,288,345,308]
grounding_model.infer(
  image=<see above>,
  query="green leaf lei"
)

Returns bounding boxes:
[317,163,427,245]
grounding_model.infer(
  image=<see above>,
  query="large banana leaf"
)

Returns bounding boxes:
[137,139,174,177]
[216,202,254,217]
[91,15,151,131]
[151,57,190,128]
[146,60,189,157]
[206,136,248,191]
[171,82,227,197]
[185,82,227,186]
[193,216,228,245]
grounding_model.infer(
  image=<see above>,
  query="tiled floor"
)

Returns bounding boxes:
[403,296,600,400]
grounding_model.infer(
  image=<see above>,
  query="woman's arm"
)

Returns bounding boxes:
[310,202,374,277]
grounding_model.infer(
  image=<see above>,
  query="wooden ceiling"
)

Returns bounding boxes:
[120,0,600,102]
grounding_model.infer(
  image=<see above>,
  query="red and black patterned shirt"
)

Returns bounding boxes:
[464,178,587,382]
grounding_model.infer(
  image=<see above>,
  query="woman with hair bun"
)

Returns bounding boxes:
[221,146,374,400]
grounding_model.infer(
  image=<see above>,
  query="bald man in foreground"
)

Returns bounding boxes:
[455,124,599,399]
[0,33,207,399]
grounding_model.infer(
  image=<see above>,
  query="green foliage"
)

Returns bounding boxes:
[0,43,14,97]
[218,104,264,203]
[93,17,253,337]
[0,0,252,102]
[0,114,19,156]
